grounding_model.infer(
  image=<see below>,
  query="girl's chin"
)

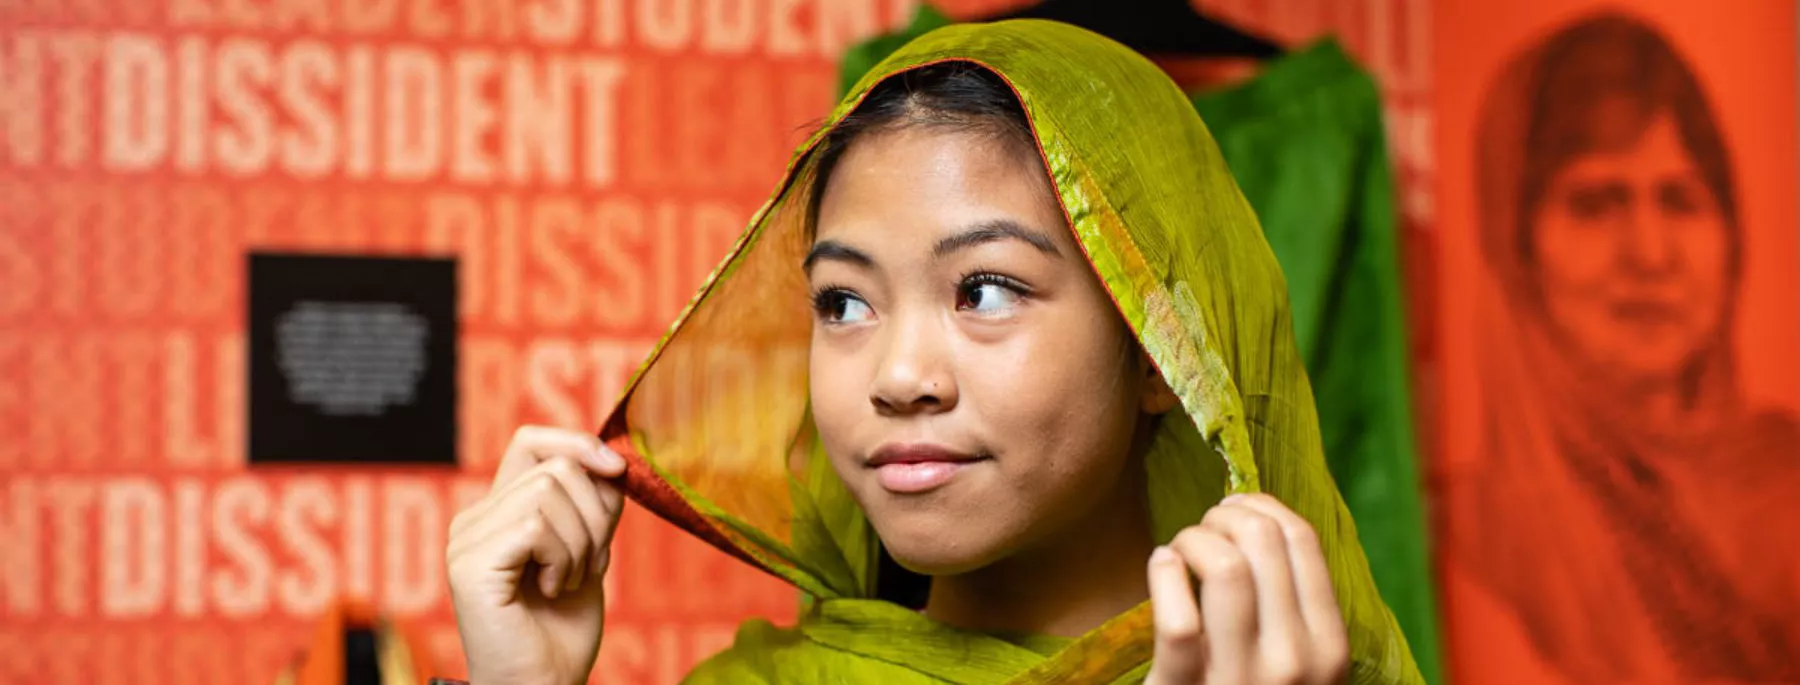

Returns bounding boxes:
[873,521,1015,577]
[884,549,992,577]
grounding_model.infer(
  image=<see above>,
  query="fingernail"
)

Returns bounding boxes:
[1149,545,1176,564]
[590,444,623,471]
[591,550,610,577]
[1221,493,1245,505]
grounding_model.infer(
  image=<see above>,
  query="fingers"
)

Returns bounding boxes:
[529,477,593,596]
[1146,546,1204,684]
[1168,525,1256,684]
[448,497,576,605]
[494,425,625,489]
[1228,494,1348,677]
[1203,496,1302,649]
[508,508,580,600]
[1150,495,1348,685]
[591,472,626,574]
[449,455,628,602]
[454,461,608,556]
[450,470,588,590]
[531,456,617,573]
[552,455,626,576]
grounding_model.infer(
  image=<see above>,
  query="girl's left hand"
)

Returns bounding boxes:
[1144,493,1349,685]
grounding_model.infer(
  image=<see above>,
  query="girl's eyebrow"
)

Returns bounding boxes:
[804,218,1059,274]
[803,240,876,274]
[933,219,1061,259]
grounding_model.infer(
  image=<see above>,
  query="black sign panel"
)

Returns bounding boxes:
[248,253,457,465]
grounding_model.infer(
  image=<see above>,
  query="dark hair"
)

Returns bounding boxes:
[808,63,1033,609]
[1518,15,1739,262]
[807,62,1036,235]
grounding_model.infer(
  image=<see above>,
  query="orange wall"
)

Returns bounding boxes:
[37,1,1800,684]
[0,1,904,680]
[0,2,1437,683]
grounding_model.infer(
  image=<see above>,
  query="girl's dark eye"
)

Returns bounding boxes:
[956,274,1026,314]
[813,289,873,324]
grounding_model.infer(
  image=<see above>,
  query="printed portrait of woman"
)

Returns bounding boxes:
[1453,11,1800,684]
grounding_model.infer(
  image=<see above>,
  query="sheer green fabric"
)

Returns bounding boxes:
[603,19,1423,684]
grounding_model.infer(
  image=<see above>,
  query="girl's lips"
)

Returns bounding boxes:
[868,442,978,466]
[867,442,989,494]
[876,460,971,493]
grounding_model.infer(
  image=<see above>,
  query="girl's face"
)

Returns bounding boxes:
[1530,112,1732,387]
[806,127,1166,575]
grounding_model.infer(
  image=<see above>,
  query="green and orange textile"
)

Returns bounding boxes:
[600,19,1424,685]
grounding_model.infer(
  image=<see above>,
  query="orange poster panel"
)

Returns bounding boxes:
[0,0,919,682]
[1434,2,1800,685]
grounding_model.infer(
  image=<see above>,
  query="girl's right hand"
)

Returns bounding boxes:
[1145,494,1349,685]
[448,426,628,685]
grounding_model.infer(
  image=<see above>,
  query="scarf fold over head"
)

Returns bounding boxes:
[599,19,1422,685]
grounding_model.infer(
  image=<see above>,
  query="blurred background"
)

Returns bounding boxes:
[0,0,1795,683]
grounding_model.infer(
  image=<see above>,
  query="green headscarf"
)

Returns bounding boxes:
[599,19,1423,685]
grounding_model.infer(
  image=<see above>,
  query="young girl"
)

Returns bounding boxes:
[446,20,1421,685]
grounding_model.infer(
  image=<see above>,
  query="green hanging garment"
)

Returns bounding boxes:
[838,12,1444,685]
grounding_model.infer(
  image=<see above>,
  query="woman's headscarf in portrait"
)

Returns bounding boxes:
[597,20,1423,685]
[1458,12,1800,682]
